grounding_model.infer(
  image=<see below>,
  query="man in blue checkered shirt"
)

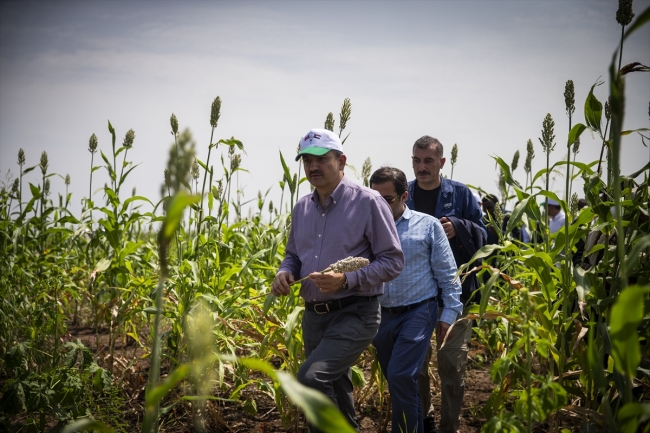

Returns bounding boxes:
[370,166,462,433]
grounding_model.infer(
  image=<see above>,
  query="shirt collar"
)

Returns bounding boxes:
[396,205,413,224]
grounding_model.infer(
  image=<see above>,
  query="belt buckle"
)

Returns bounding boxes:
[313,303,330,314]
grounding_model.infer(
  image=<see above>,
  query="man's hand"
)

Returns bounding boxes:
[436,321,452,349]
[439,217,456,239]
[272,271,294,296]
[309,271,346,294]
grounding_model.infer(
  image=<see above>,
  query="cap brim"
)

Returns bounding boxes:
[295,146,331,161]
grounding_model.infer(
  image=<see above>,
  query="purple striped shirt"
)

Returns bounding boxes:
[279,175,404,302]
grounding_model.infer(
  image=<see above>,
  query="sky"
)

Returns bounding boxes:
[1,0,649,219]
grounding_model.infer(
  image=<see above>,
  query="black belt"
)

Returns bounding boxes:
[381,296,437,315]
[305,296,377,314]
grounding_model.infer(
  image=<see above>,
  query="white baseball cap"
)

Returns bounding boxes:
[295,128,344,161]
[544,198,560,206]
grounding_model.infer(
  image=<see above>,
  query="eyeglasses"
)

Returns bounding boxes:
[382,195,400,204]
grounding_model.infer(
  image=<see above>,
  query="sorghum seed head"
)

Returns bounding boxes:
[18,148,26,166]
[88,133,98,153]
[132,186,136,197]
[210,96,222,128]
[339,98,351,133]
[43,178,50,197]
[268,200,274,213]
[511,150,520,172]
[65,174,70,186]
[616,0,634,26]
[564,80,575,117]
[572,136,581,155]
[451,144,458,166]
[164,168,171,189]
[192,160,200,180]
[170,113,179,134]
[362,157,372,187]
[525,139,534,174]
[570,193,579,216]
[39,151,48,175]
[539,113,556,154]
[605,97,612,120]
[11,178,19,194]
[329,256,370,273]
[493,202,504,229]
[122,129,135,148]
[231,154,241,171]
[324,112,335,132]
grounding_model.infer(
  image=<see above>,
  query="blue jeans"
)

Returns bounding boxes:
[299,297,381,432]
[374,300,438,433]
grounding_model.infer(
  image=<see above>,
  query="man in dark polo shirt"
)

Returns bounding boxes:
[272,128,404,432]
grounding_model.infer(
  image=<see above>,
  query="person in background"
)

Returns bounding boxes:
[272,128,404,432]
[546,198,565,234]
[481,194,501,245]
[370,166,462,433]
[406,135,486,433]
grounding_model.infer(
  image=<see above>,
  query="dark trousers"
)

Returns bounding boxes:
[418,317,472,433]
[299,297,381,432]
[374,300,438,433]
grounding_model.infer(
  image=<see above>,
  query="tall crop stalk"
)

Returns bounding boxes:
[169,114,182,260]
[558,79,578,396]
[524,139,534,195]
[616,0,635,73]
[39,151,48,258]
[539,113,555,252]
[196,96,221,248]
[18,148,25,214]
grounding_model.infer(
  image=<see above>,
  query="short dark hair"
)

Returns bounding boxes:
[413,135,443,157]
[369,166,408,196]
[482,194,499,205]
[577,198,588,209]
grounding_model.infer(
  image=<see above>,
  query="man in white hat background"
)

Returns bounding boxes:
[546,198,565,234]
[272,128,404,431]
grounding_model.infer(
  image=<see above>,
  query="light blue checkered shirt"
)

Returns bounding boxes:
[380,206,463,325]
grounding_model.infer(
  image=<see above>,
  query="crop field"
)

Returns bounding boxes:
[1,5,650,433]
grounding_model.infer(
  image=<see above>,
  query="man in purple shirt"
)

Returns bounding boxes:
[272,128,404,431]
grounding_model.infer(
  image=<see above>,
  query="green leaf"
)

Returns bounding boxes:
[146,363,190,407]
[29,183,40,198]
[351,365,366,388]
[584,80,603,133]
[567,123,587,147]
[618,402,650,433]
[610,285,650,377]
[275,371,356,433]
[95,258,111,272]
[161,192,200,241]
[623,235,650,276]
[279,151,294,190]
[62,418,116,433]
[218,137,244,151]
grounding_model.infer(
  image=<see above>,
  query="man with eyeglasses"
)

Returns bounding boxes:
[407,136,486,433]
[272,128,404,432]
[370,166,462,433]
